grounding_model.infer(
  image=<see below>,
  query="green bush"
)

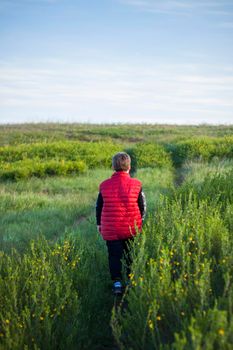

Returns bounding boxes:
[166,136,233,167]
[0,141,124,180]
[0,159,87,181]
[0,236,81,349]
[112,194,233,349]
[0,141,122,167]
[173,308,233,350]
[127,143,172,171]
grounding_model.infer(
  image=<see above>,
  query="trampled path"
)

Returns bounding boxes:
[74,167,183,349]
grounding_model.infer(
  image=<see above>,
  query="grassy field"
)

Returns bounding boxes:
[0,123,232,349]
[1,123,233,146]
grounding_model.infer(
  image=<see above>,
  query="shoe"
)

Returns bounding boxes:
[112,281,123,295]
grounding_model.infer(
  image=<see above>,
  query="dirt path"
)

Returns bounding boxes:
[173,166,186,187]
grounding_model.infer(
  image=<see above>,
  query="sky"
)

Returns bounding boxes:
[0,0,233,125]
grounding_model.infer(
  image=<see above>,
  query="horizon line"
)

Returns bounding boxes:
[0,121,233,127]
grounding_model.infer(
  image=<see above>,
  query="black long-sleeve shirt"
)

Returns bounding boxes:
[96,189,146,225]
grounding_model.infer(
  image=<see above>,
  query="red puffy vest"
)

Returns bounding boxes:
[99,171,142,240]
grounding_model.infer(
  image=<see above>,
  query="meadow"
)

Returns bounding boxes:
[0,123,232,350]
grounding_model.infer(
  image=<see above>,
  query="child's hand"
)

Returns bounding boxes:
[97,225,101,233]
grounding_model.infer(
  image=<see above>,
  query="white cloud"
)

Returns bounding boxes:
[119,0,233,16]
[0,59,233,124]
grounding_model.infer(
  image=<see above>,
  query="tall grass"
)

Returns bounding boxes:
[0,236,80,349]
[0,125,233,350]
[111,162,233,350]
[0,166,173,349]
[0,169,111,252]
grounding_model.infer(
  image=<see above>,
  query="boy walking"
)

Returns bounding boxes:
[96,152,146,295]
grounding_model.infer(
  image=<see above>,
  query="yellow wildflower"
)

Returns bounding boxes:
[129,273,134,280]
[218,328,225,336]
[148,319,154,330]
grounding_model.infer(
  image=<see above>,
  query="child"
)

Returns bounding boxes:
[96,152,146,295]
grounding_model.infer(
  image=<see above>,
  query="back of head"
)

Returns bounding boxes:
[112,152,131,171]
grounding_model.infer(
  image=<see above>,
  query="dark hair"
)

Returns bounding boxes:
[112,152,131,171]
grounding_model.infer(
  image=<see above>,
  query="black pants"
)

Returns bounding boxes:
[106,238,134,281]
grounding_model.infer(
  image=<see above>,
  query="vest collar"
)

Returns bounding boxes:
[111,171,130,178]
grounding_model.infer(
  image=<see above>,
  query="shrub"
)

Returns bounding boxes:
[0,141,124,180]
[0,141,122,167]
[173,308,233,350]
[0,159,87,181]
[111,194,233,349]
[0,236,81,349]
[166,136,233,167]
[126,143,172,172]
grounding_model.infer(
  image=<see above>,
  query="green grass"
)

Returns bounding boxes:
[0,169,112,252]
[178,159,233,183]
[0,123,233,349]
[0,123,232,146]
[0,166,173,349]
[112,161,233,350]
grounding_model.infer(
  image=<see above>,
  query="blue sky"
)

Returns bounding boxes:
[0,0,233,124]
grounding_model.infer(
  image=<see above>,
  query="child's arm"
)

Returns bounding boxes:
[137,189,146,223]
[96,192,103,232]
